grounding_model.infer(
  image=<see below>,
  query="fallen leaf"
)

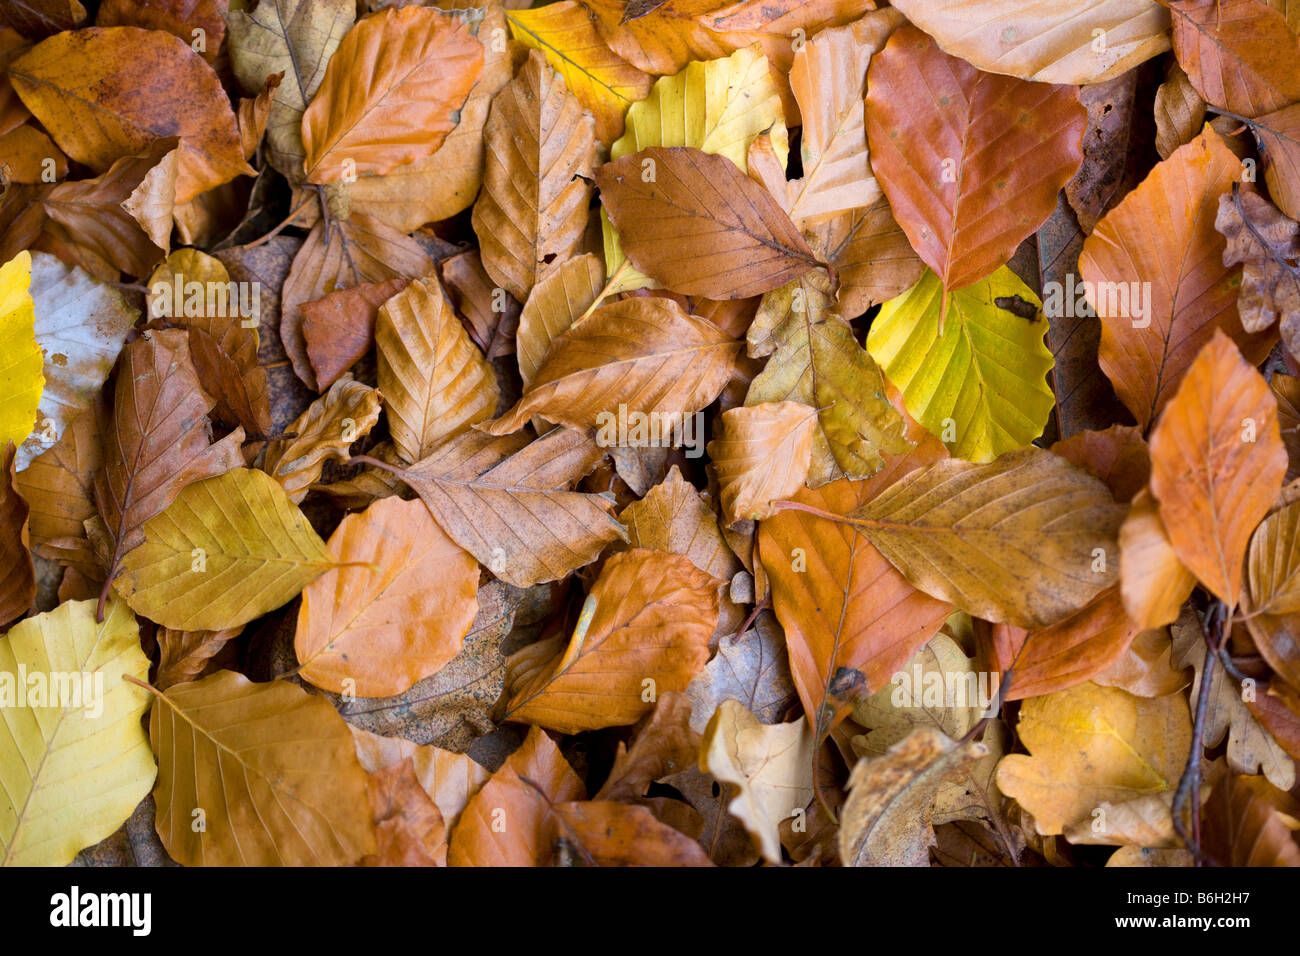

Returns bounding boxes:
[1155,61,1207,160]
[759,404,953,734]
[597,146,818,299]
[1167,0,1300,118]
[263,376,382,504]
[483,296,738,435]
[516,252,604,388]
[1215,183,1300,341]
[92,329,245,594]
[748,278,909,484]
[300,5,483,184]
[114,467,333,631]
[839,725,988,867]
[996,681,1192,835]
[1148,330,1286,608]
[14,402,102,579]
[867,267,1056,463]
[295,496,479,698]
[1202,772,1300,866]
[846,446,1124,628]
[1172,611,1295,789]
[887,0,1171,84]
[864,23,1086,293]
[1119,488,1198,629]
[601,46,788,291]
[700,699,815,864]
[550,800,713,865]
[505,1,651,145]
[709,401,816,523]
[146,248,271,438]
[0,251,43,453]
[280,213,435,390]
[0,596,153,866]
[363,758,446,867]
[505,548,718,733]
[780,10,899,227]
[447,725,585,866]
[350,724,489,833]
[369,426,625,587]
[149,669,377,865]
[0,443,33,624]
[376,276,498,465]
[300,278,409,390]
[1080,126,1273,428]
[684,612,797,733]
[226,0,355,180]
[471,48,596,303]
[10,27,253,202]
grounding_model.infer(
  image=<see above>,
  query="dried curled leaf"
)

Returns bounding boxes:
[505,549,718,733]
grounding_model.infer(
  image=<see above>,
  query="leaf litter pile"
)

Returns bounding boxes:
[1,0,1300,870]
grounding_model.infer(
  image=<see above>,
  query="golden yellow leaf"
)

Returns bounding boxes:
[114,468,334,632]
[996,682,1192,835]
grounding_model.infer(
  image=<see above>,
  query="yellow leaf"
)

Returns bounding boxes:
[0,597,154,866]
[0,251,44,452]
[867,267,1055,462]
[114,468,334,632]
[506,1,651,146]
[995,682,1192,835]
[602,45,788,292]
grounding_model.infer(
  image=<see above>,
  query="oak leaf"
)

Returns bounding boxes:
[1171,614,1294,790]
[700,699,815,864]
[996,682,1192,835]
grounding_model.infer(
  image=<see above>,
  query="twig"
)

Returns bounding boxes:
[1172,599,1227,863]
